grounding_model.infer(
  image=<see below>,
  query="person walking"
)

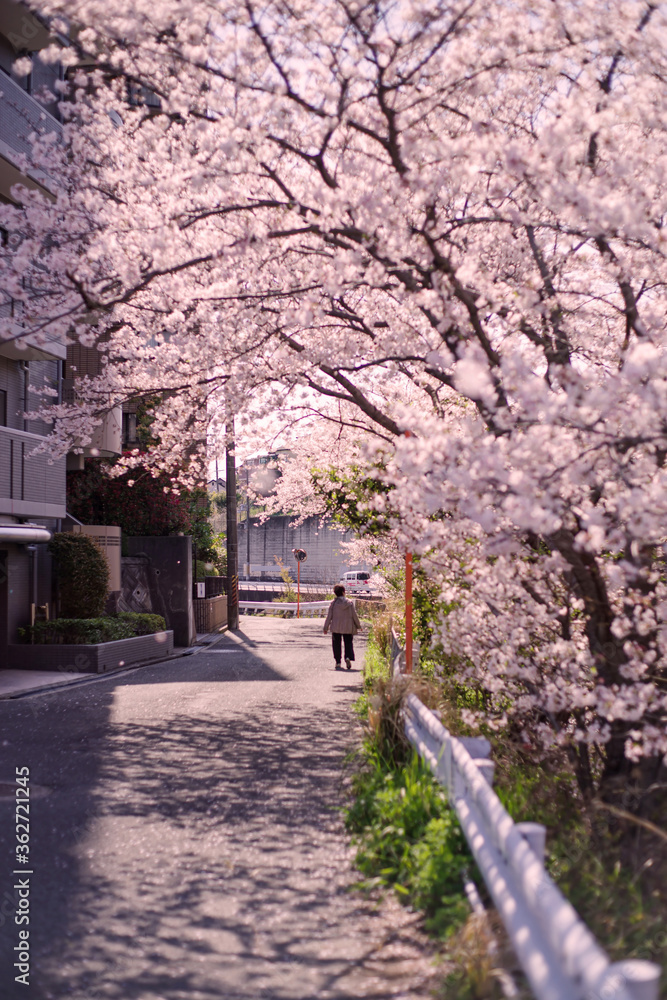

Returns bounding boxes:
[323,584,362,670]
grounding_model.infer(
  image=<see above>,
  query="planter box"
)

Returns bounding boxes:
[7,631,174,673]
[193,595,227,633]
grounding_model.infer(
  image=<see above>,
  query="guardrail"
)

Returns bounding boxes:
[239,600,332,617]
[391,626,419,676]
[395,647,660,1000]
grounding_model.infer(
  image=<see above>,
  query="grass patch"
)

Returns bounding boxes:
[351,629,667,994]
[355,621,391,719]
[494,758,667,985]
[345,745,472,938]
[347,628,472,939]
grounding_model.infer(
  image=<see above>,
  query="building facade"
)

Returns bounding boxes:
[0,1,121,659]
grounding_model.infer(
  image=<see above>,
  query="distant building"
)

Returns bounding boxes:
[237,513,356,586]
[230,449,358,584]
[239,448,292,499]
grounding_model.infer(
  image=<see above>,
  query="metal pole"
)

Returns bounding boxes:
[225,418,239,629]
[297,559,301,619]
[404,428,414,674]
[246,466,250,580]
[405,551,413,674]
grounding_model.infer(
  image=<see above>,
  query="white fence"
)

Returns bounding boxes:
[239,600,331,617]
[395,640,660,1000]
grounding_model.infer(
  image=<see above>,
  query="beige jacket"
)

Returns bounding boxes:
[324,597,361,635]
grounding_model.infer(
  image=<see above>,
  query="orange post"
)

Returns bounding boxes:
[405,551,413,674]
[297,559,301,619]
[403,427,414,675]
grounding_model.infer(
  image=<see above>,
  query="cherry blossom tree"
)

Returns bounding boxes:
[3,0,667,800]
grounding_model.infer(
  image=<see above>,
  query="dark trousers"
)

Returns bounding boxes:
[332,632,355,663]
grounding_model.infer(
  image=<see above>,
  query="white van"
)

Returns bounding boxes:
[339,570,372,594]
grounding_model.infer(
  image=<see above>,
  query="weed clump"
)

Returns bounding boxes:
[347,624,472,939]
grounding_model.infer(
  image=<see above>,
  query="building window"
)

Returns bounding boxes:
[0,390,6,427]
[123,411,137,444]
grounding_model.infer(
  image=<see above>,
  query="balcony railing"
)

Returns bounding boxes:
[0,425,66,519]
[0,75,68,360]
[0,70,63,163]
[0,297,67,362]
[61,381,122,457]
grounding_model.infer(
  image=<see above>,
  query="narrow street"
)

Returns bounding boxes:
[0,618,438,1000]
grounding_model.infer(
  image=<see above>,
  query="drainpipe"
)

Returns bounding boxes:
[26,543,37,623]
[20,360,29,431]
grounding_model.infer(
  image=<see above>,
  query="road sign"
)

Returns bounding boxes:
[292,549,307,616]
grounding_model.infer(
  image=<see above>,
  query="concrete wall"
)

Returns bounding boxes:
[7,631,174,672]
[237,515,360,585]
[119,556,153,615]
[124,536,195,647]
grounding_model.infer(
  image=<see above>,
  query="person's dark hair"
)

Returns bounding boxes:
[333,584,345,597]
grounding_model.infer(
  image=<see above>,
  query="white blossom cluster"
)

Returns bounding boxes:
[2,0,667,791]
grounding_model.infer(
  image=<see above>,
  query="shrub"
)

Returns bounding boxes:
[49,532,109,618]
[67,457,215,557]
[273,557,297,600]
[116,612,166,635]
[20,612,166,644]
[21,617,134,645]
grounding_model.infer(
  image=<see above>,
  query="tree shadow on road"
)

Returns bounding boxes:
[0,661,432,1000]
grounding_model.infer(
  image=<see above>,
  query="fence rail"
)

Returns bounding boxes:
[395,647,660,1000]
[239,600,332,617]
[391,626,419,674]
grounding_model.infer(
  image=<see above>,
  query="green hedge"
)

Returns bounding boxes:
[115,612,167,636]
[49,532,109,618]
[19,613,167,645]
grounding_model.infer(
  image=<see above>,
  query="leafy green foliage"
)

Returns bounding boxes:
[115,612,166,635]
[346,750,471,937]
[21,617,133,644]
[496,760,667,983]
[345,628,471,939]
[355,618,392,719]
[311,464,393,536]
[271,558,297,603]
[20,612,166,644]
[67,457,215,557]
[49,532,109,618]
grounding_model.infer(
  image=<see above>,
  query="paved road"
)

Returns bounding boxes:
[0,618,437,1000]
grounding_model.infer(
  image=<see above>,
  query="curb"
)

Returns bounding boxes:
[0,625,230,701]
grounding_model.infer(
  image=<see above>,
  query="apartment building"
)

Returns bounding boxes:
[0,0,120,659]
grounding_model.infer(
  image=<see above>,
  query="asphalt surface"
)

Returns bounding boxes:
[0,617,437,1000]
